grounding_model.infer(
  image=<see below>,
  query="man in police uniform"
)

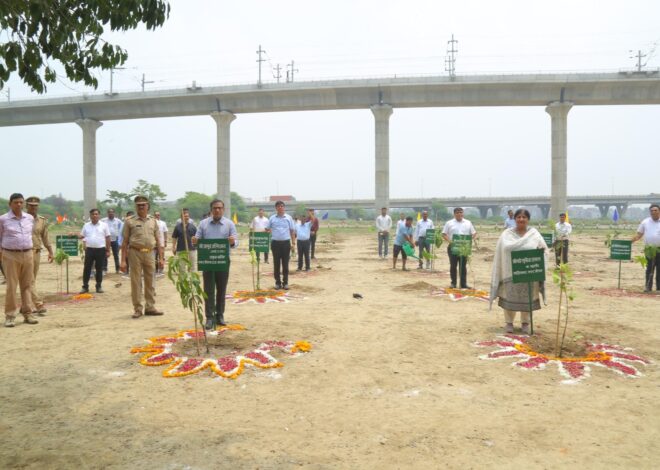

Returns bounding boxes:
[120,196,164,318]
[26,197,53,315]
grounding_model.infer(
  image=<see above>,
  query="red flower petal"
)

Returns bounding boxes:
[561,361,585,379]
[601,360,639,376]
[516,356,549,369]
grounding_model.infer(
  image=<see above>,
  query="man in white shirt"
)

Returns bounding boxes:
[632,204,660,292]
[504,210,516,229]
[75,208,111,293]
[554,212,572,266]
[102,208,123,273]
[154,211,168,275]
[396,213,406,230]
[375,207,392,259]
[250,208,270,263]
[414,210,434,269]
[442,207,477,289]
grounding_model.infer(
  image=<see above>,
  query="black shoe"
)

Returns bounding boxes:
[275,283,282,290]
[79,288,89,294]
[205,318,214,330]
[296,268,302,271]
[450,283,456,289]
[96,286,104,293]
[264,260,269,264]
[283,284,289,290]
[216,315,227,326]
[305,268,310,272]
[461,285,472,290]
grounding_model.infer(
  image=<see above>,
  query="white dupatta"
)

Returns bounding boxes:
[489,227,549,309]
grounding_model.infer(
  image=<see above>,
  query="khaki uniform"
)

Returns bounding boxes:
[122,215,160,312]
[31,215,52,308]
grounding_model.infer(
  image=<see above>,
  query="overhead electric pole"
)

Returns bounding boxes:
[141,73,155,92]
[256,45,266,87]
[445,34,458,79]
[287,60,298,83]
[274,63,282,83]
[630,49,647,72]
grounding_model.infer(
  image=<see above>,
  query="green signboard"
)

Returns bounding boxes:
[610,240,632,261]
[249,231,271,254]
[511,248,546,284]
[424,229,436,244]
[56,235,78,256]
[197,239,230,272]
[541,232,554,247]
[451,234,472,256]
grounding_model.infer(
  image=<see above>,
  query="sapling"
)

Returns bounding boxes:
[54,248,69,293]
[552,262,575,357]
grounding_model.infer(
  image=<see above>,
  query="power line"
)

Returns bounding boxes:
[445,34,458,79]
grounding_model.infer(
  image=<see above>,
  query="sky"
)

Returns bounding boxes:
[1,0,659,203]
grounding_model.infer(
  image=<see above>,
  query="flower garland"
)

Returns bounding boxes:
[131,324,312,379]
[431,287,489,302]
[475,335,651,384]
[225,289,302,305]
[71,293,94,301]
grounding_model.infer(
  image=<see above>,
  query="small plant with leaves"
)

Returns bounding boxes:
[167,251,209,355]
[455,238,477,290]
[633,245,658,269]
[604,230,622,248]
[54,248,69,293]
[249,248,261,291]
[552,262,576,357]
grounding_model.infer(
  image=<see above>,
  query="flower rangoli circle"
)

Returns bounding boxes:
[431,287,489,302]
[131,324,312,379]
[475,335,651,384]
[226,289,302,304]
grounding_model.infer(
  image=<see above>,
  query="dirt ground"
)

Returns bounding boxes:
[1,225,658,469]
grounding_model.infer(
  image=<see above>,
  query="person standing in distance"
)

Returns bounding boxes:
[376,207,392,259]
[266,201,296,290]
[172,208,198,269]
[26,197,53,316]
[503,209,516,229]
[632,204,660,292]
[0,193,38,327]
[154,211,168,276]
[309,208,320,260]
[102,208,123,273]
[193,199,238,329]
[120,196,164,318]
[414,210,434,269]
[554,212,572,266]
[249,208,269,264]
[74,208,111,294]
[442,207,477,289]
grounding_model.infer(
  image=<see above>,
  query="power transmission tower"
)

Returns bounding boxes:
[274,63,282,83]
[141,73,155,92]
[630,49,647,72]
[445,34,458,79]
[287,60,298,83]
[256,45,266,87]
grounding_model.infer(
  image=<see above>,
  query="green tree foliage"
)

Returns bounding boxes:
[177,191,212,221]
[431,200,451,221]
[294,204,307,218]
[106,179,167,211]
[0,0,170,93]
[230,191,247,220]
[346,208,366,220]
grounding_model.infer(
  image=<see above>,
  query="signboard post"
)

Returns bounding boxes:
[425,229,436,272]
[56,235,79,294]
[540,232,554,248]
[511,248,546,335]
[249,232,270,289]
[610,240,632,289]
[197,239,230,272]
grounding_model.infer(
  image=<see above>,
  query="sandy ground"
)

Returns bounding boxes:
[1,225,658,469]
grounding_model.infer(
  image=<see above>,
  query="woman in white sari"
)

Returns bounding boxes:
[489,209,548,334]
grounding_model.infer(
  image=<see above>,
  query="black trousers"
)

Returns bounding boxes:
[310,233,317,258]
[417,236,430,267]
[103,240,120,272]
[297,239,311,270]
[257,250,268,262]
[83,247,105,289]
[271,240,291,285]
[554,240,569,265]
[447,246,467,287]
[645,251,660,290]
[203,270,230,320]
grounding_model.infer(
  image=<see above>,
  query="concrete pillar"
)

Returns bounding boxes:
[545,101,573,220]
[76,119,103,218]
[597,204,610,218]
[211,111,236,217]
[371,104,393,213]
[617,203,628,218]
[478,206,490,219]
[538,204,551,219]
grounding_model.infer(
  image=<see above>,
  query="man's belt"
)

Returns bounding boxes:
[130,246,153,253]
[33,248,42,252]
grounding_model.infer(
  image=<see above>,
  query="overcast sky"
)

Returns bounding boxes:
[1,0,659,203]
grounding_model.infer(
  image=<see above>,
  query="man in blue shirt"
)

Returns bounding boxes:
[266,201,296,290]
[296,216,312,272]
[393,216,414,271]
[193,199,238,330]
